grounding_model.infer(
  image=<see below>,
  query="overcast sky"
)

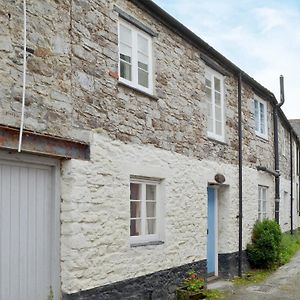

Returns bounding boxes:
[153,0,300,119]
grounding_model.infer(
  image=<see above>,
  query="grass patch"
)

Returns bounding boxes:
[232,269,273,285]
[279,231,300,265]
[233,231,300,287]
[203,288,223,299]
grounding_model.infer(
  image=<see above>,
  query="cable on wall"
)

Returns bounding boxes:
[18,0,27,152]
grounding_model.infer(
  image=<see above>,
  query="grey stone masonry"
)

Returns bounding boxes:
[0,0,285,171]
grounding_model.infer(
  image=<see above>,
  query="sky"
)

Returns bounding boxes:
[153,0,300,119]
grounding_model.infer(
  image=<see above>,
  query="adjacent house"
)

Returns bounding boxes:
[0,1,299,299]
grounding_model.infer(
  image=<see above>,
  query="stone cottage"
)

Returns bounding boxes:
[0,0,299,299]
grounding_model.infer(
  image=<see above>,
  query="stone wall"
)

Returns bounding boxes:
[61,132,268,294]
[0,0,278,169]
[1,0,299,298]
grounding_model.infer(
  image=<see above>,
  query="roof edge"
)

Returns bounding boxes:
[129,0,299,144]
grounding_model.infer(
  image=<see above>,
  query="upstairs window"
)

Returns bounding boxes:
[282,126,286,156]
[130,178,161,244]
[258,185,267,221]
[205,68,225,142]
[118,19,153,94]
[254,97,268,139]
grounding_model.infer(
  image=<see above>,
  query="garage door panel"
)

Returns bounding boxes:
[1,164,12,300]
[11,166,21,300]
[20,167,29,300]
[0,160,57,300]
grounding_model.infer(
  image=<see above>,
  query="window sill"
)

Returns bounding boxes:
[207,136,227,145]
[130,240,164,248]
[118,81,158,101]
[255,133,269,142]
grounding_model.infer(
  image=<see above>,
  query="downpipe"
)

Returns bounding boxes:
[238,72,243,277]
[274,75,285,223]
[290,130,294,235]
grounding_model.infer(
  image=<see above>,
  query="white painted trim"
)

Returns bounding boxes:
[254,96,268,140]
[118,18,153,95]
[205,66,225,143]
[129,178,162,245]
[258,185,268,221]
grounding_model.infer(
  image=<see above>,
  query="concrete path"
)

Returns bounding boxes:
[208,251,300,299]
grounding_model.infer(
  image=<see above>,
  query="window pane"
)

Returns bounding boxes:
[260,106,265,134]
[130,201,141,218]
[208,117,213,132]
[120,53,131,63]
[146,185,156,200]
[146,219,156,234]
[262,200,266,213]
[146,202,156,218]
[215,120,222,136]
[215,106,222,122]
[205,78,211,88]
[138,51,148,65]
[120,24,132,45]
[254,100,259,131]
[120,43,132,58]
[207,102,212,118]
[130,219,141,236]
[130,183,141,200]
[138,61,148,71]
[206,87,212,102]
[120,61,132,81]
[215,92,221,106]
[138,69,149,87]
[214,77,221,92]
[138,34,148,54]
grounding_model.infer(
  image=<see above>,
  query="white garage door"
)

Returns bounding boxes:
[0,154,59,300]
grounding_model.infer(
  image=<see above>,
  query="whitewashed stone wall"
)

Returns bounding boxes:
[61,132,277,293]
[280,176,299,232]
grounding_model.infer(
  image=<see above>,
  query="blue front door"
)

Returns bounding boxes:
[207,187,216,275]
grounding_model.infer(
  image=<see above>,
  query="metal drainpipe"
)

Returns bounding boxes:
[274,105,280,223]
[238,72,243,277]
[290,130,294,235]
[274,75,285,223]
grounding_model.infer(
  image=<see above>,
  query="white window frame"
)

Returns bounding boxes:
[205,67,225,142]
[282,126,286,157]
[254,97,268,139]
[258,185,268,221]
[129,178,161,244]
[118,19,153,95]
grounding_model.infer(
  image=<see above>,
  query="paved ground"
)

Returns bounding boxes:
[208,251,300,300]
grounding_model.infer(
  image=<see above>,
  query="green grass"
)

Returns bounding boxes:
[232,269,273,285]
[233,231,300,287]
[203,288,223,299]
[279,231,300,265]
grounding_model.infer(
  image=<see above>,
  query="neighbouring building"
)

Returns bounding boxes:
[0,1,299,300]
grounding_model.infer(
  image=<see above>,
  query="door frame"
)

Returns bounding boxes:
[207,185,219,277]
[0,150,61,299]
